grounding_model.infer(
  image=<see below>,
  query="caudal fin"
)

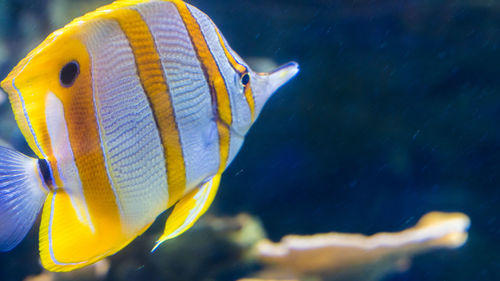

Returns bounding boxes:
[0,146,48,251]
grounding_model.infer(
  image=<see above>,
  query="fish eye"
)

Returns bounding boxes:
[240,73,250,86]
[60,61,79,87]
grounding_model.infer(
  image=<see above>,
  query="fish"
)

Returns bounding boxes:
[0,0,298,272]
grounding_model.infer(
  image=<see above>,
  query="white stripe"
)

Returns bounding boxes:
[86,28,126,222]
[91,54,126,224]
[45,92,94,233]
[137,2,220,193]
[84,18,168,233]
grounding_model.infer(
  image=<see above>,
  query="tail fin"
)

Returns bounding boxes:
[0,146,48,251]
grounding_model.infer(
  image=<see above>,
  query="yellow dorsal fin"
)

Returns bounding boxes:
[152,174,221,251]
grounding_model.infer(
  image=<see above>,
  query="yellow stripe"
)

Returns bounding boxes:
[213,28,256,121]
[174,1,232,172]
[243,80,255,121]
[213,29,246,74]
[111,8,186,207]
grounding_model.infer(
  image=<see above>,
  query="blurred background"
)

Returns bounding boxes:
[0,0,499,280]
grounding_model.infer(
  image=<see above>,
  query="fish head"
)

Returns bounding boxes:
[226,58,299,137]
[0,25,92,157]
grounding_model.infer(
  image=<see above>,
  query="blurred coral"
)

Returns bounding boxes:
[20,212,469,281]
[253,212,470,281]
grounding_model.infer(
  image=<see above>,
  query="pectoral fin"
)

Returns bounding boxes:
[152,174,221,251]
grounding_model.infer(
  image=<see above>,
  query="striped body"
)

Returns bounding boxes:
[0,0,298,272]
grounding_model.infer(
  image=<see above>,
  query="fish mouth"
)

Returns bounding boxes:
[257,61,300,93]
[251,61,300,118]
[262,61,300,78]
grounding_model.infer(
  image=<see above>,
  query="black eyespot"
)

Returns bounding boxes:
[60,61,79,87]
[38,159,53,187]
[240,73,250,86]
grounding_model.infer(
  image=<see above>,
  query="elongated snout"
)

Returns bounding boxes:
[250,61,299,117]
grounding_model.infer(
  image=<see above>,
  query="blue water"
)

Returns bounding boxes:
[0,0,499,280]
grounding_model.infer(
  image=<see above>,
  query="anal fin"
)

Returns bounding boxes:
[152,174,221,251]
[39,189,150,272]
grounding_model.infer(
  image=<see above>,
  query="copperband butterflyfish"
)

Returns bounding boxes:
[0,0,299,272]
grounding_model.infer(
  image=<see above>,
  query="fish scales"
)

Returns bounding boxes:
[136,1,220,190]
[113,8,186,210]
[85,17,169,233]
